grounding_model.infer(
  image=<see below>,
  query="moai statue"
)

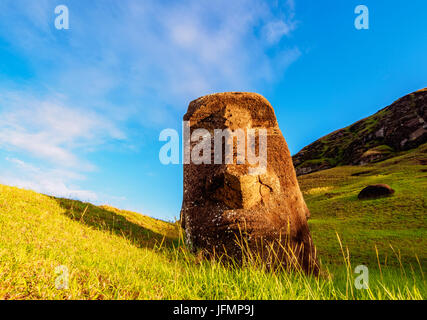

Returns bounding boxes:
[180,92,319,274]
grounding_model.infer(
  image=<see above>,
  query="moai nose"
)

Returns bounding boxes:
[207,168,281,209]
[216,171,260,209]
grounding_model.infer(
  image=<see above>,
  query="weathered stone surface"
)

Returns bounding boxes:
[293,88,427,175]
[358,184,395,200]
[180,92,319,274]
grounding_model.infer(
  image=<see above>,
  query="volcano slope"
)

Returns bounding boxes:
[0,143,425,299]
[293,88,427,176]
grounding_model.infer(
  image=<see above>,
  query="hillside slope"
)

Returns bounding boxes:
[300,142,427,269]
[0,144,425,299]
[293,88,427,175]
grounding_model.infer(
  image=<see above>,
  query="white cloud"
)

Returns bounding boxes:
[1,158,98,201]
[0,0,301,115]
[0,91,125,169]
[0,90,128,203]
[262,0,297,44]
[263,20,295,43]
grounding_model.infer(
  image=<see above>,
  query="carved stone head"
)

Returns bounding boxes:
[180,92,318,274]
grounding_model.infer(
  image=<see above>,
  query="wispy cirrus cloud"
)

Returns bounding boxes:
[262,0,298,43]
[0,90,126,201]
[2,157,98,201]
[0,91,125,169]
[0,0,301,108]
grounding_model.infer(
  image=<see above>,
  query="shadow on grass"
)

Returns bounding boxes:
[54,197,180,249]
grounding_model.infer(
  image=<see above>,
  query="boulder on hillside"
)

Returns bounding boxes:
[358,184,395,200]
[180,92,319,275]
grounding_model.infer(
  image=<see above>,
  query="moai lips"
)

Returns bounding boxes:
[180,92,319,274]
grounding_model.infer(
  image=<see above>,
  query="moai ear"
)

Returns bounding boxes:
[258,172,281,204]
[259,172,281,194]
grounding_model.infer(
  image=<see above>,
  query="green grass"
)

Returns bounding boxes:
[301,143,427,269]
[0,145,426,299]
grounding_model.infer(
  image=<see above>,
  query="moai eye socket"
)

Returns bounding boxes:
[205,173,225,195]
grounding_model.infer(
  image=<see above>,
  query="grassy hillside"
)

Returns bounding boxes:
[292,88,427,175]
[301,142,427,269]
[0,144,425,299]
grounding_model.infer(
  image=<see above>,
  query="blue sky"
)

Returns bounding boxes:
[0,0,426,221]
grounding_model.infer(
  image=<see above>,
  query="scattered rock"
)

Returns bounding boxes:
[180,92,319,274]
[358,184,395,200]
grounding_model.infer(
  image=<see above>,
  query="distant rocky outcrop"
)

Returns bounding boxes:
[180,92,319,275]
[293,88,427,175]
[358,184,395,200]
